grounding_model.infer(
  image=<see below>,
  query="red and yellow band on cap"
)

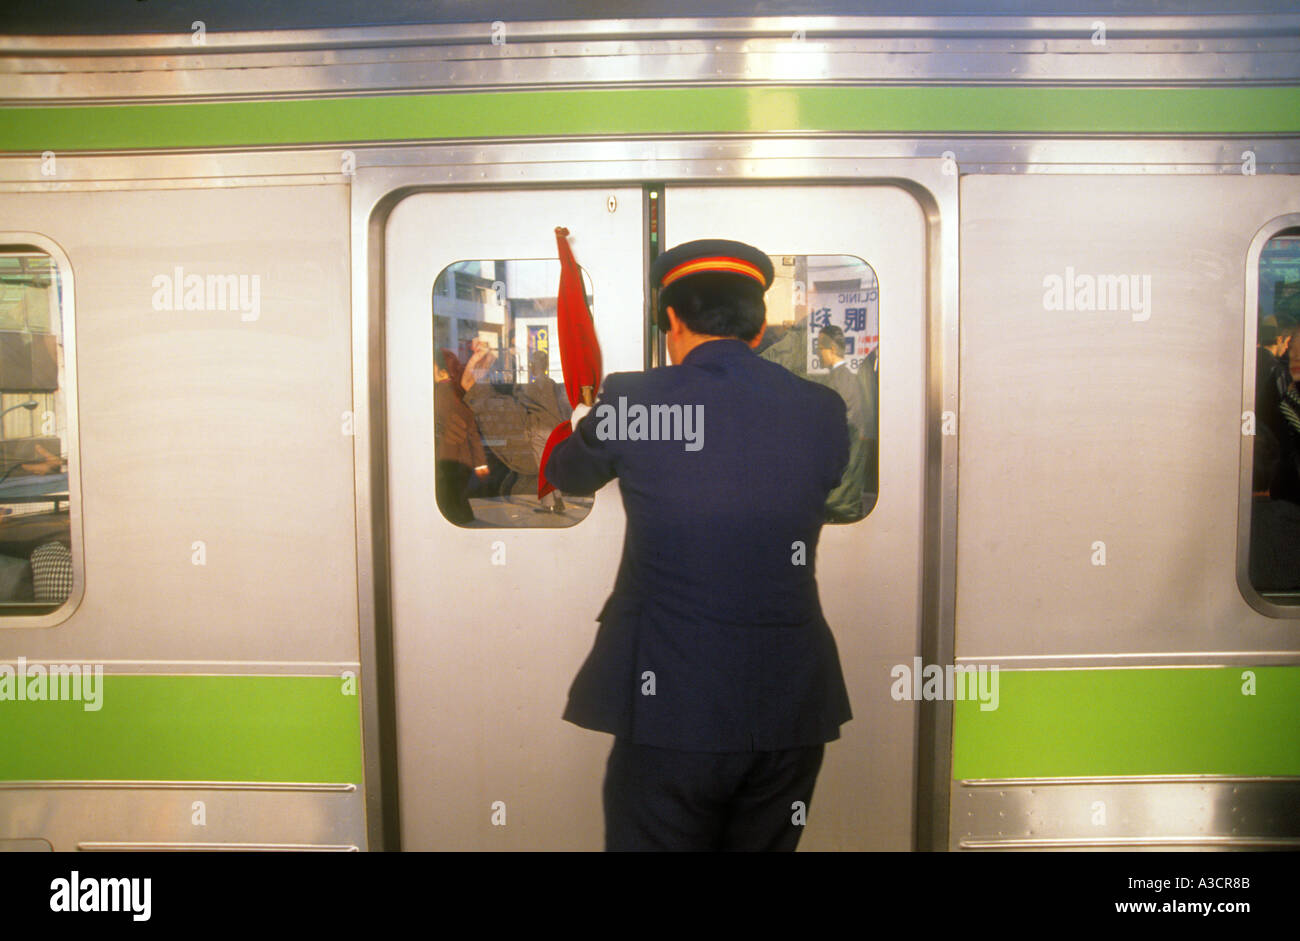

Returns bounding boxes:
[660,256,767,288]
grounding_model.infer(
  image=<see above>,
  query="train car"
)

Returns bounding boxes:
[0,0,1297,852]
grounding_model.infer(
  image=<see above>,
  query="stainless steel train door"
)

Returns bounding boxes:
[385,189,645,849]
[663,185,928,849]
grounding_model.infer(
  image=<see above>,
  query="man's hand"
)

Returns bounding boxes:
[462,339,498,390]
[570,402,592,430]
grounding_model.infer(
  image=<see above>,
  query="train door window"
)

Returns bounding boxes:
[1248,228,1300,602]
[756,254,880,522]
[432,258,594,528]
[0,250,74,614]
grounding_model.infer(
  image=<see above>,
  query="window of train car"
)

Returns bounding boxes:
[1249,229,1300,602]
[757,255,880,523]
[0,251,73,612]
[431,259,594,528]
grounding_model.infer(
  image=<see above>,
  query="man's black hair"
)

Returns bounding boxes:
[659,272,766,341]
[817,325,847,357]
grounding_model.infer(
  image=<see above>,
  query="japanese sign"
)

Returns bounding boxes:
[806,270,879,376]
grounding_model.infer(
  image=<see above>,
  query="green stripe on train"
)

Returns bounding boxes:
[3,86,1300,151]
[0,675,362,783]
[952,666,1300,779]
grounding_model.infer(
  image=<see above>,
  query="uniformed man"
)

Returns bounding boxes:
[544,239,853,851]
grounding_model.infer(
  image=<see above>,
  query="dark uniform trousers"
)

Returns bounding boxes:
[603,740,825,852]
[544,339,854,852]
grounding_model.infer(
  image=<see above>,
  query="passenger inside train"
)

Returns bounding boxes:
[432,260,590,527]
[0,252,72,608]
[1249,230,1300,595]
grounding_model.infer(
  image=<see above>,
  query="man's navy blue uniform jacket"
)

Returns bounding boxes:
[545,338,854,752]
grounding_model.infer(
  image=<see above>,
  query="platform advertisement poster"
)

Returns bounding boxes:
[806,264,879,377]
[528,323,550,373]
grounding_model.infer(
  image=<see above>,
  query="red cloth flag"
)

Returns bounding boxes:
[538,227,602,497]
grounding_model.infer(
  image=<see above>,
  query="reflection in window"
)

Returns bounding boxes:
[757,255,879,523]
[0,252,72,610]
[432,259,593,528]
[1250,229,1300,599]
